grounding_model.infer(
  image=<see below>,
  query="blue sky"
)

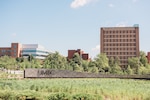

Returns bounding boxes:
[0,0,150,58]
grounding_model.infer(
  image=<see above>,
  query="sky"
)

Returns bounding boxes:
[0,0,150,58]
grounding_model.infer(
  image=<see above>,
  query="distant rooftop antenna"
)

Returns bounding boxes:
[133,24,139,27]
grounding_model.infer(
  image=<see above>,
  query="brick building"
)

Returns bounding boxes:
[68,49,90,60]
[100,25,139,67]
[0,43,21,58]
[0,43,50,59]
[146,52,150,63]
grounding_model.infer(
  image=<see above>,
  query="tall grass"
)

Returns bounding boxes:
[0,78,149,100]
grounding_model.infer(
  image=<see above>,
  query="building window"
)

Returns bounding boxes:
[134,48,136,50]
[2,50,6,53]
[130,30,132,33]
[13,45,16,48]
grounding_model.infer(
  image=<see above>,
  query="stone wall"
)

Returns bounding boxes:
[24,68,150,79]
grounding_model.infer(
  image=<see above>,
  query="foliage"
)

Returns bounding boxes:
[140,51,148,66]
[1,51,150,75]
[0,56,17,70]
[72,53,82,66]
[109,57,122,74]
[48,93,70,100]
[128,57,140,74]
[126,65,133,75]
[43,52,68,69]
[0,79,150,100]
[72,93,94,100]
[94,53,109,73]
[81,60,89,72]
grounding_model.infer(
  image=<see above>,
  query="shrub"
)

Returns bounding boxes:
[72,93,93,100]
[48,93,70,100]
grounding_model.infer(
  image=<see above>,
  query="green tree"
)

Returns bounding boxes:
[109,57,122,74]
[109,57,114,67]
[128,57,140,74]
[28,55,34,62]
[16,57,24,63]
[126,65,133,75]
[43,52,68,69]
[94,53,109,73]
[90,66,99,73]
[0,56,17,70]
[72,53,82,66]
[82,60,89,72]
[114,56,120,66]
[139,51,148,66]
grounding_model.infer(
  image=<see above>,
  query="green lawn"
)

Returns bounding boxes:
[0,78,150,100]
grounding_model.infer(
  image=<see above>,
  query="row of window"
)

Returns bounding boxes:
[103,30,136,34]
[105,52,136,55]
[104,43,136,46]
[103,34,136,38]
[120,61,128,64]
[0,50,10,53]
[104,39,136,42]
[104,47,136,51]
[0,50,16,52]
[22,50,49,54]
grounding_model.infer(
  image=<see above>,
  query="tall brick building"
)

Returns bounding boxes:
[100,25,139,67]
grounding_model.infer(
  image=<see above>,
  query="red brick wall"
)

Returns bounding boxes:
[147,52,150,63]
[0,48,11,56]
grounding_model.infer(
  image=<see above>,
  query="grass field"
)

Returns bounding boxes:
[0,78,150,100]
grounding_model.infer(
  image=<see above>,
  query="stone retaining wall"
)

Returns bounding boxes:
[24,68,150,79]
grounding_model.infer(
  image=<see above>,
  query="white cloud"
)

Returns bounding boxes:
[70,0,97,9]
[92,44,100,51]
[116,21,128,27]
[108,4,115,8]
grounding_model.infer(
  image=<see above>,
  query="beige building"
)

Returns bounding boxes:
[100,25,139,67]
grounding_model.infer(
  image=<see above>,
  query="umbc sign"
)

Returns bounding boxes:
[24,68,150,79]
[38,70,52,76]
[24,68,98,78]
[24,69,55,78]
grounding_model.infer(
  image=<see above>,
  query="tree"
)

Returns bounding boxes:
[16,57,24,63]
[94,53,109,73]
[82,60,89,72]
[109,57,114,67]
[28,55,34,62]
[126,65,133,75]
[109,56,122,74]
[114,56,120,66]
[0,56,17,70]
[128,57,140,74]
[43,52,68,69]
[72,53,82,66]
[90,66,99,73]
[139,51,148,67]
